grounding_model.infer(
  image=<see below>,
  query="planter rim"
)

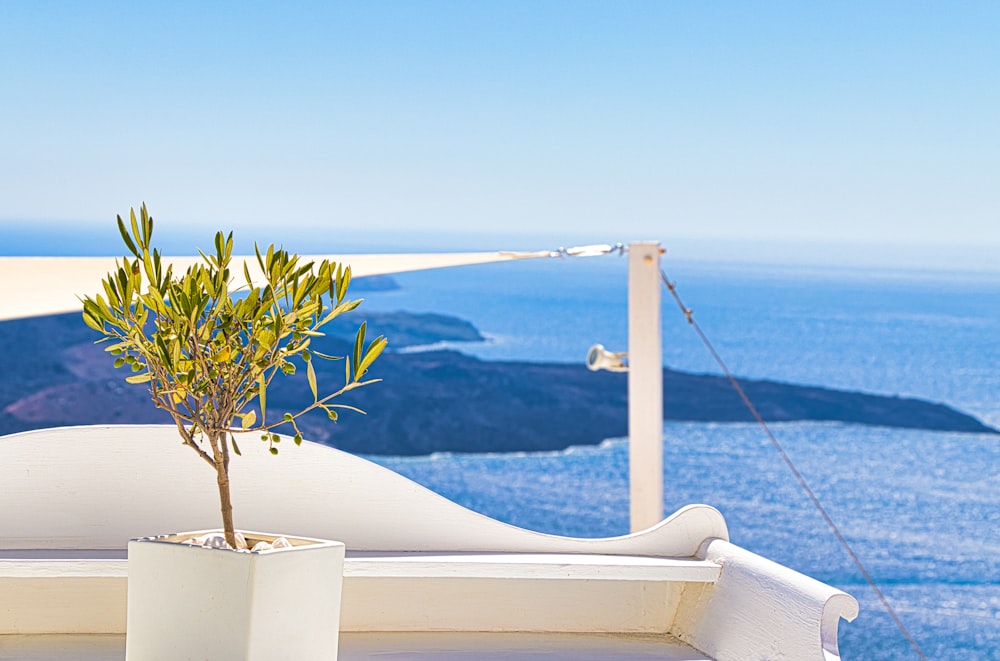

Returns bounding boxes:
[131,529,344,554]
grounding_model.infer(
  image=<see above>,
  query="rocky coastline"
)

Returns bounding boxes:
[0,310,993,455]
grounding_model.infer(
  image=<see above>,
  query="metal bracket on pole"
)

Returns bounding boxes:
[628,242,664,532]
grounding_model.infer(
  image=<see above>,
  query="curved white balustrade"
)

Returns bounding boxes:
[0,425,858,660]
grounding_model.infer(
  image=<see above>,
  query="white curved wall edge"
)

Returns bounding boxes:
[674,538,860,661]
[1,425,858,658]
[0,424,728,556]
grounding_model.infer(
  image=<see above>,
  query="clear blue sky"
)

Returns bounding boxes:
[1,1,998,267]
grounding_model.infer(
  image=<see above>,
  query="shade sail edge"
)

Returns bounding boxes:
[0,251,557,322]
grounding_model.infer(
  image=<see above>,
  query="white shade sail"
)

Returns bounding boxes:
[0,248,592,322]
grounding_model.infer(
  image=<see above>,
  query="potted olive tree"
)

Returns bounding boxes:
[82,205,386,661]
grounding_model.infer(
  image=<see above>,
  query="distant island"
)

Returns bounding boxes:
[0,307,994,455]
[348,275,403,292]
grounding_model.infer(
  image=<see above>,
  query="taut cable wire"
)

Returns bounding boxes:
[660,268,929,661]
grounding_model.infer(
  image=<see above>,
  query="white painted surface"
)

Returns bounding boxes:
[340,632,713,660]
[0,575,125,635]
[0,425,858,659]
[0,553,720,635]
[628,242,664,532]
[0,560,126,578]
[0,635,125,661]
[342,576,686,633]
[125,531,344,661]
[0,425,725,638]
[0,425,727,556]
[0,251,557,322]
[675,539,859,661]
[344,552,720,581]
[0,553,717,582]
[0,632,713,661]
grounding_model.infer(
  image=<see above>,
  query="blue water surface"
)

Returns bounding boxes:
[355,257,999,661]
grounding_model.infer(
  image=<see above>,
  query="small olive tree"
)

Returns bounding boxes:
[82,205,386,548]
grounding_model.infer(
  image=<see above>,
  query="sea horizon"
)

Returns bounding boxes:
[3,219,1000,279]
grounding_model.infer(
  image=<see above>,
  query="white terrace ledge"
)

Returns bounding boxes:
[0,425,858,660]
[0,632,715,661]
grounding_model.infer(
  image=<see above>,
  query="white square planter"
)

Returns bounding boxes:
[125,530,345,661]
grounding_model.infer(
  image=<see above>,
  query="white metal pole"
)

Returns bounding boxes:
[628,242,664,532]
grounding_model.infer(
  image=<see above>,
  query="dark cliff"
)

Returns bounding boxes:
[0,311,993,455]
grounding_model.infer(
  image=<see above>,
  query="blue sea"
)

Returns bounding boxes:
[352,256,999,661]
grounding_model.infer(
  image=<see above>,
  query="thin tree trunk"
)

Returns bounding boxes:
[215,454,237,549]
